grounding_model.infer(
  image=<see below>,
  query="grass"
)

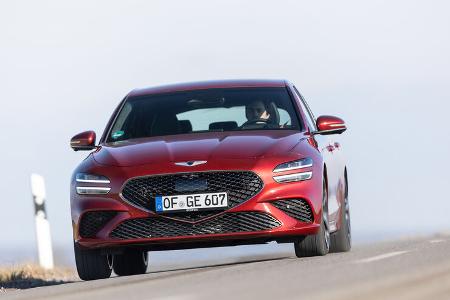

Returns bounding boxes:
[0,264,77,289]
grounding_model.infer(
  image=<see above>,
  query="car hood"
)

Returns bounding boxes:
[93,131,304,167]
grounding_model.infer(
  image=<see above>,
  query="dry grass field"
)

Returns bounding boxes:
[0,264,77,290]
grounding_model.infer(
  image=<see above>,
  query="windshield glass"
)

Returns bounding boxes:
[106,87,302,142]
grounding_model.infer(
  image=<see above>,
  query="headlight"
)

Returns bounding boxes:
[76,186,111,195]
[273,171,312,183]
[75,173,111,195]
[76,173,110,184]
[273,158,313,173]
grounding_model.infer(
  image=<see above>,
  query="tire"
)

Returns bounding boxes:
[113,249,148,276]
[294,178,330,257]
[330,177,351,252]
[74,242,113,281]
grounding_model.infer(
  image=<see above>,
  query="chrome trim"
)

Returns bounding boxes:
[273,158,313,173]
[76,173,110,184]
[273,171,312,183]
[76,186,111,194]
[273,163,313,173]
[76,178,110,184]
[174,161,207,167]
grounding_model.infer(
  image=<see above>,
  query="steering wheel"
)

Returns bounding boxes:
[241,118,270,128]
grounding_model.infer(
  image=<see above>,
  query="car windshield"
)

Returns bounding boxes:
[106,87,302,142]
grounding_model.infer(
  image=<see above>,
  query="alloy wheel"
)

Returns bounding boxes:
[323,183,330,252]
[344,192,351,244]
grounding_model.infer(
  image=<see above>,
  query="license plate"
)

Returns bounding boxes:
[155,192,228,212]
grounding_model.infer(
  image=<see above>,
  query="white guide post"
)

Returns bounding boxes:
[31,174,54,269]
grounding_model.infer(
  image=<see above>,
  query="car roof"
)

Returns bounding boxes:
[128,79,288,97]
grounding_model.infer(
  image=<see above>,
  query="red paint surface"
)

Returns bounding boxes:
[71,80,348,250]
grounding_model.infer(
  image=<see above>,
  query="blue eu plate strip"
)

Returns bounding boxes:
[155,196,163,212]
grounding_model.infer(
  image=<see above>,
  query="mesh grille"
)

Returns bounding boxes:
[110,212,281,240]
[79,211,117,238]
[272,199,313,223]
[121,171,263,221]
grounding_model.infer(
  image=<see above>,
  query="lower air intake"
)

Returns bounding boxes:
[272,199,313,223]
[79,211,117,238]
[110,212,281,240]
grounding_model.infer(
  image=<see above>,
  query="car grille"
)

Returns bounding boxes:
[272,199,313,223]
[79,211,117,238]
[121,171,263,222]
[110,212,281,240]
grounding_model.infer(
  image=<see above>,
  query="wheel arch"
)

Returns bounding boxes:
[323,163,328,192]
[344,167,348,198]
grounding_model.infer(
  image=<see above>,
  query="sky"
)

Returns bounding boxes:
[0,0,449,264]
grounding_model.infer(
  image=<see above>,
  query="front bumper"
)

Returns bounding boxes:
[71,158,323,250]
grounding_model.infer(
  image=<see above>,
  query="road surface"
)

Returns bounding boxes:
[3,234,450,300]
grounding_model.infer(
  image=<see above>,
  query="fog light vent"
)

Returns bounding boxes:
[79,211,117,238]
[272,199,313,223]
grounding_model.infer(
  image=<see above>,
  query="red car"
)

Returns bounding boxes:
[70,79,350,280]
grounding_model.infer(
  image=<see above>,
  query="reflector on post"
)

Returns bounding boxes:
[31,174,54,270]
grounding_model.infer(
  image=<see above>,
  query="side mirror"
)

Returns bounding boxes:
[313,115,347,135]
[70,131,96,151]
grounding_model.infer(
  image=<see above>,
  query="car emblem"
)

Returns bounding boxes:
[174,161,207,167]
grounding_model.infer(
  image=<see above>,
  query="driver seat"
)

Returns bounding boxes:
[267,101,280,126]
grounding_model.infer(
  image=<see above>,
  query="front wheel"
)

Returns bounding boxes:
[74,243,113,281]
[113,249,148,276]
[330,178,351,252]
[294,178,330,257]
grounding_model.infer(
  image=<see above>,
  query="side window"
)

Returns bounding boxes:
[110,102,132,140]
[293,86,317,131]
[278,108,291,126]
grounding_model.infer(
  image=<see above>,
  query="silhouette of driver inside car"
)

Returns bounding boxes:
[241,100,280,129]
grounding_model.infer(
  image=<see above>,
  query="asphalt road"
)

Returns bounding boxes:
[3,234,450,300]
